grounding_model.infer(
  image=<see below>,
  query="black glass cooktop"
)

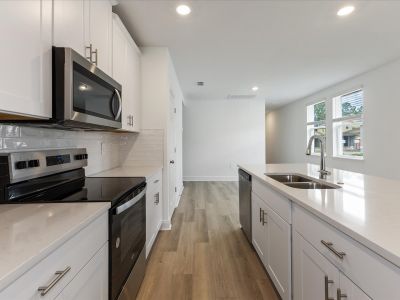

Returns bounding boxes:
[4,168,145,206]
[63,177,146,205]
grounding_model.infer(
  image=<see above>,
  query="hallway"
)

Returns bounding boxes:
[137,181,279,300]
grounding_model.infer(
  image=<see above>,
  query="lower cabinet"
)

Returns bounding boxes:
[293,231,371,300]
[251,192,291,300]
[0,211,108,300]
[55,244,108,300]
[146,170,163,257]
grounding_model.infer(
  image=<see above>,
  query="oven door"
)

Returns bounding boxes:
[110,186,146,300]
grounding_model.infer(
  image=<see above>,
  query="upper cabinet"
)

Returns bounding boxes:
[112,13,141,132]
[53,0,112,76]
[0,0,52,119]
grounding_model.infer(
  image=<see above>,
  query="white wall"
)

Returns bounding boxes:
[183,98,265,181]
[266,57,400,179]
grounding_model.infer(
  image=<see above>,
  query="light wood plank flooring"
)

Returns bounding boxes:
[137,181,279,300]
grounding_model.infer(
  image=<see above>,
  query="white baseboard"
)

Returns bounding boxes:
[183,176,237,182]
[160,220,172,230]
[175,185,184,208]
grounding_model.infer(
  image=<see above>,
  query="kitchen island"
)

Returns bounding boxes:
[239,163,400,300]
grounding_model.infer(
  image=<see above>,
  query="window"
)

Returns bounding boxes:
[306,101,326,154]
[332,89,364,158]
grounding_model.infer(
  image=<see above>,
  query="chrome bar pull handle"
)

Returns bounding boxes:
[85,44,93,61]
[337,288,347,300]
[38,266,71,296]
[325,276,334,300]
[259,207,262,223]
[262,211,268,225]
[154,192,160,205]
[321,240,346,260]
[92,48,98,65]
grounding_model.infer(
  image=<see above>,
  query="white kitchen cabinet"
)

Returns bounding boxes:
[0,212,108,300]
[293,231,339,300]
[264,203,291,300]
[146,170,163,257]
[0,0,52,119]
[252,192,268,264]
[53,0,113,76]
[339,273,371,300]
[112,13,141,132]
[89,0,112,75]
[53,0,87,57]
[252,191,291,300]
[55,244,108,300]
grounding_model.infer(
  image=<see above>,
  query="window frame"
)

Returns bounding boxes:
[306,100,327,156]
[332,88,364,160]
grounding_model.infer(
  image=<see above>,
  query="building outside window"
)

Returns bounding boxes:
[306,101,326,154]
[332,89,364,158]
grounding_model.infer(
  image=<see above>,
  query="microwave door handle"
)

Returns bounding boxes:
[114,89,122,120]
[115,188,146,215]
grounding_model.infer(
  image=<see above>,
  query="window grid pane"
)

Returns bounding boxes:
[333,118,363,157]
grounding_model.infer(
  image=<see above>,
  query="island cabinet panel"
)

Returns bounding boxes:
[251,191,291,300]
[293,204,400,299]
[252,178,291,223]
[293,231,339,300]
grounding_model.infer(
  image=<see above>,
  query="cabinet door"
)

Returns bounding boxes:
[338,273,371,300]
[53,0,87,56]
[264,205,291,300]
[57,244,108,300]
[89,0,112,75]
[112,15,130,129]
[128,42,141,132]
[293,231,339,300]
[251,193,268,265]
[0,0,52,119]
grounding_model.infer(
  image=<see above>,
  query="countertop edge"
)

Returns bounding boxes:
[0,203,110,292]
[238,164,400,269]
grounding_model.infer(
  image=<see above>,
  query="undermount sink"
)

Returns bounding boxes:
[265,173,340,190]
[266,174,312,183]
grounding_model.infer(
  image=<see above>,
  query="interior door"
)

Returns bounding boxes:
[168,90,177,219]
[293,231,339,300]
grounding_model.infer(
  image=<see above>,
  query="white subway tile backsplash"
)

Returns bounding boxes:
[121,129,164,167]
[0,125,133,176]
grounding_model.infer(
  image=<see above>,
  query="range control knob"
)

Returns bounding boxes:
[15,161,27,170]
[28,159,40,168]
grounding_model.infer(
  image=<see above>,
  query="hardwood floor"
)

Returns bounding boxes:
[137,181,280,300]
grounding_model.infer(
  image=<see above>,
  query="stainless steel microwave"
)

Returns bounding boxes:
[52,47,122,129]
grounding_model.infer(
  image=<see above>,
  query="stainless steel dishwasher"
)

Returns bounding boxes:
[239,169,252,243]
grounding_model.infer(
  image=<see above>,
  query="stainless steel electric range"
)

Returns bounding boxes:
[0,148,146,300]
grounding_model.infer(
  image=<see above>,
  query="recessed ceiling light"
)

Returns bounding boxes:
[337,6,355,17]
[176,4,191,16]
[252,86,259,91]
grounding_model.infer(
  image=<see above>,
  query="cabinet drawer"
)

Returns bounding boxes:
[0,212,108,299]
[252,178,291,223]
[293,205,400,299]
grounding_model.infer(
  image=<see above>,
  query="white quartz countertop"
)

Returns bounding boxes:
[0,202,110,291]
[238,163,400,269]
[89,166,162,179]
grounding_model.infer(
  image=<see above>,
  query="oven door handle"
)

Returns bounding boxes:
[115,188,146,215]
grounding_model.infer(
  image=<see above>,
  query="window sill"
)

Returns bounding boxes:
[333,155,364,161]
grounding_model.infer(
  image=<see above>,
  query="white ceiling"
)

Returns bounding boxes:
[115,0,400,108]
